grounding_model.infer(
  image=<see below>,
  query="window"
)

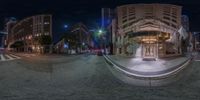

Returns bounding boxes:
[122,15,127,19]
[171,24,176,28]
[122,19,127,23]
[122,24,128,28]
[163,6,171,18]
[172,8,177,15]
[129,13,135,16]
[163,13,170,16]
[145,6,153,14]
[45,32,49,35]
[129,16,135,20]
[163,7,170,14]
[163,16,170,20]
[163,21,170,26]
[172,15,177,19]
[44,22,50,25]
[145,15,153,18]
[172,19,177,23]
[122,7,127,18]
[128,6,135,13]
[129,21,135,26]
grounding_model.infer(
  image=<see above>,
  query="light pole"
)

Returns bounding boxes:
[97,29,106,54]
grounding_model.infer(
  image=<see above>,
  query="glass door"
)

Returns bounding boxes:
[143,44,155,58]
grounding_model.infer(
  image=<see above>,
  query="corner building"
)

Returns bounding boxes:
[113,4,183,59]
[8,15,52,52]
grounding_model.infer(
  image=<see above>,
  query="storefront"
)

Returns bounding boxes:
[125,31,181,59]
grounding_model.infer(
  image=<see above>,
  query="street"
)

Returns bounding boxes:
[0,53,200,100]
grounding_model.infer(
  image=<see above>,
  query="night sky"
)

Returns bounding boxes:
[0,0,200,41]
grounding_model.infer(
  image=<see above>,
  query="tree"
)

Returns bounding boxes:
[10,41,25,52]
[10,41,24,48]
[34,35,52,53]
[36,35,52,45]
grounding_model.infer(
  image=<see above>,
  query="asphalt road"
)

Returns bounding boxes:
[0,53,200,100]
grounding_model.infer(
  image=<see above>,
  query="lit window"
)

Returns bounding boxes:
[45,32,49,35]
[44,22,50,25]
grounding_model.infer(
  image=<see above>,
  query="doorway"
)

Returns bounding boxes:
[142,43,156,59]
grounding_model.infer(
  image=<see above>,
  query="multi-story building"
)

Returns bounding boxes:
[101,8,115,53]
[55,22,92,54]
[181,15,189,32]
[101,8,115,28]
[8,14,52,53]
[181,15,191,51]
[4,17,17,48]
[193,32,200,51]
[0,33,4,48]
[112,4,185,59]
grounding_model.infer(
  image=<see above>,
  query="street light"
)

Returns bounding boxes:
[98,29,104,36]
[98,30,103,34]
[64,24,68,29]
[97,29,107,54]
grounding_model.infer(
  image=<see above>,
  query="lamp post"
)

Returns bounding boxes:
[97,29,107,54]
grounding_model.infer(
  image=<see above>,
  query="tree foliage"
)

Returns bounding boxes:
[34,35,52,45]
[10,41,24,48]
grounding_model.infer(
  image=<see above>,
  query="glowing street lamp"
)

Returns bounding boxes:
[98,29,104,36]
[64,24,68,29]
[98,30,102,33]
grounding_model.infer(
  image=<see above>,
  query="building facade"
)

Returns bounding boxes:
[8,15,52,53]
[112,4,184,59]
[4,17,17,48]
[101,8,115,28]
[55,23,92,54]
[101,8,115,54]
[193,32,200,51]
[181,15,189,32]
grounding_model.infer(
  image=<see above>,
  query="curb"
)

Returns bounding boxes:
[104,55,192,86]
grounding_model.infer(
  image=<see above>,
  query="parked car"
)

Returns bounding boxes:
[97,51,103,56]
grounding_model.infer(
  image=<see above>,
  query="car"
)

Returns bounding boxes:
[97,51,103,56]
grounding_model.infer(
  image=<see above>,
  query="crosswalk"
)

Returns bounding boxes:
[0,54,21,62]
[21,54,36,58]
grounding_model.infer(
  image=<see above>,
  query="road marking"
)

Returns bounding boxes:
[21,54,36,57]
[9,54,21,59]
[5,54,14,60]
[0,54,6,61]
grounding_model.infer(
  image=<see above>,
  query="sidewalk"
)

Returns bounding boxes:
[106,55,191,76]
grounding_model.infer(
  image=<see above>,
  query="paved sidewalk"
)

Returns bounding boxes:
[193,52,200,61]
[107,55,191,75]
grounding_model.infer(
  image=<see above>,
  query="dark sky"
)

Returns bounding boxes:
[0,0,200,41]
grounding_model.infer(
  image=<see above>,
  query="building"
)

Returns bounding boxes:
[193,32,200,51]
[0,33,4,48]
[181,15,189,32]
[101,8,115,53]
[111,4,186,59]
[55,22,92,54]
[181,15,191,51]
[4,17,17,48]
[101,8,115,28]
[8,15,52,53]
[107,19,117,54]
